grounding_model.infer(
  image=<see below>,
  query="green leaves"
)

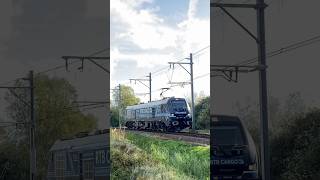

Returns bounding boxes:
[1,73,97,179]
[111,85,140,127]
[194,96,210,129]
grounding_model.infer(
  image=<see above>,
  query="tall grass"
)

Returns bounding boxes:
[126,132,210,179]
[111,129,198,180]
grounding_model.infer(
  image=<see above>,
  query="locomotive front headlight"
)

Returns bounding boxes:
[170,113,175,117]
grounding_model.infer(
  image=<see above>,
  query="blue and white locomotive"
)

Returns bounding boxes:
[124,97,192,132]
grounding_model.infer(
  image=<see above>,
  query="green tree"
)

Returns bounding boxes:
[194,96,210,129]
[0,74,97,179]
[271,109,320,180]
[112,85,140,108]
[111,85,140,127]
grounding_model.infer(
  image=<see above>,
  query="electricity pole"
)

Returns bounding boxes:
[168,53,195,131]
[118,84,121,128]
[0,70,36,180]
[211,1,269,179]
[189,54,195,132]
[257,1,270,180]
[148,73,152,102]
[130,72,152,102]
[29,71,36,180]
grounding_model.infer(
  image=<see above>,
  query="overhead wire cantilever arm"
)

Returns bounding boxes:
[210,64,267,82]
[168,61,192,75]
[130,79,150,90]
[87,58,110,73]
[62,56,110,73]
[218,6,258,42]
[211,2,268,43]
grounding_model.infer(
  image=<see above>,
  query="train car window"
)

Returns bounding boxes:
[55,151,65,180]
[212,126,245,145]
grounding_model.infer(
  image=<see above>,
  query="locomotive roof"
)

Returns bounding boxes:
[126,97,186,110]
[50,132,109,152]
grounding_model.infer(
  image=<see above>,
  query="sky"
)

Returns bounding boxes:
[0,0,109,128]
[110,0,210,103]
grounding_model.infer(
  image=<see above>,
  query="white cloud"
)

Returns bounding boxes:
[187,0,199,19]
[111,0,210,102]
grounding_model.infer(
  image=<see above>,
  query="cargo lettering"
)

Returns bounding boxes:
[213,159,245,165]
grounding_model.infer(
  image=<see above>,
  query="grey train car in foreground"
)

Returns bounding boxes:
[47,130,109,180]
[124,97,192,132]
[211,115,260,180]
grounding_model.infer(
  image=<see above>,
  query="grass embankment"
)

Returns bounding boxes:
[111,129,209,180]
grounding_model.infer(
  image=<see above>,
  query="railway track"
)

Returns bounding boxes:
[120,128,210,145]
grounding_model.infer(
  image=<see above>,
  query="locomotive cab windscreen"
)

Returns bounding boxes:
[211,115,260,180]
[212,125,245,146]
[169,98,189,113]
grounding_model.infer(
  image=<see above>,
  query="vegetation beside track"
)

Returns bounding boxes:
[111,129,209,180]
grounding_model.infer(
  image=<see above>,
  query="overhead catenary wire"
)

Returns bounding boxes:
[126,45,210,100]
[0,48,109,86]
[131,45,210,82]
[215,34,320,72]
